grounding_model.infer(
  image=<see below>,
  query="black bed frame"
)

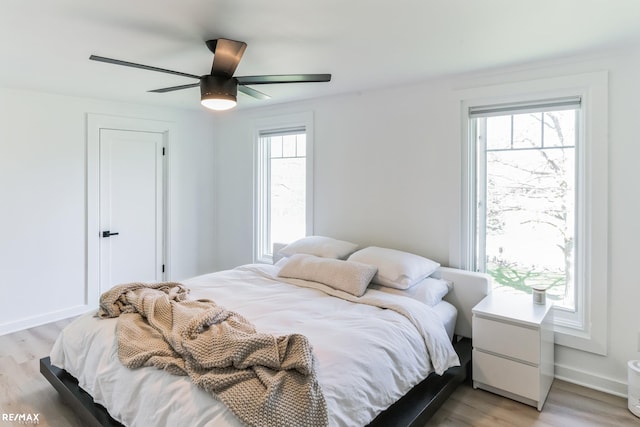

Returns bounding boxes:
[40,338,471,427]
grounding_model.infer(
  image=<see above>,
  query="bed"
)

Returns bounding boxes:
[41,239,490,427]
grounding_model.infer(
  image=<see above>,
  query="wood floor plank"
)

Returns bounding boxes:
[428,380,639,427]
[1,318,639,427]
[0,329,30,364]
[0,318,82,427]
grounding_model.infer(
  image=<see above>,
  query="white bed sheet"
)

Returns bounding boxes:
[51,264,458,427]
[432,300,457,341]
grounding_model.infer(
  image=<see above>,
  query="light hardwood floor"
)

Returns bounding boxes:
[0,318,638,427]
[0,318,83,427]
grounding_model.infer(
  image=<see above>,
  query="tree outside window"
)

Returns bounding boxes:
[476,109,577,311]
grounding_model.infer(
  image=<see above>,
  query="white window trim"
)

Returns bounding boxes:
[253,112,314,264]
[457,71,608,355]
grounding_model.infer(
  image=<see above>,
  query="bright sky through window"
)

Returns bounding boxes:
[268,133,307,249]
[475,109,577,311]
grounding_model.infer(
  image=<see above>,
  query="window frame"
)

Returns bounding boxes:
[253,112,314,264]
[458,72,608,355]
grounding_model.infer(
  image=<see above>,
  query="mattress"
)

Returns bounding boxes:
[51,263,459,427]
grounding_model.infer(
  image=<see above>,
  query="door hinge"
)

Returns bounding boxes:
[162,147,166,156]
[162,264,165,273]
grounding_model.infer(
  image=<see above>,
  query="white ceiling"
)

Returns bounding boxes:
[2,0,640,111]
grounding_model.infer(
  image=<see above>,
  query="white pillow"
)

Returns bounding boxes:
[277,254,377,297]
[369,277,451,306]
[278,236,358,260]
[347,246,440,290]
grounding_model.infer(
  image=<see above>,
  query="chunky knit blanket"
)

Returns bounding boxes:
[98,282,328,427]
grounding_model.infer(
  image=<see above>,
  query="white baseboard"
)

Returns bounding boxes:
[555,362,628,398]
[0,305,94,336]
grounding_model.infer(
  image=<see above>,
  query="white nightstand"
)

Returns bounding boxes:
[472,292,554,411]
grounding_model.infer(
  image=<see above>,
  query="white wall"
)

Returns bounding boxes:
[0,87,217,334]
[214,83,458,268]
[213,47,640,396]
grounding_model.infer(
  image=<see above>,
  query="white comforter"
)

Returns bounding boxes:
[51,264,459,427]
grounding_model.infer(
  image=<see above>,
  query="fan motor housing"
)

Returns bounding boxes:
[200,75,238,100]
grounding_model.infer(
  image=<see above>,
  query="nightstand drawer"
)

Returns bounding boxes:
[473,349,539,401]
[473,316,540,364]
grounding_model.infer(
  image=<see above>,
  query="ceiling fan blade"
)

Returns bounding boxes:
[238,85,271,100]
[235,74,331,85]
[206,38,247,77]
[148,82,201,93]
[89,55,201,79]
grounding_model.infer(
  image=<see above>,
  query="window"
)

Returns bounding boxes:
[459,72,608,354]
[254,113,313,263]
[470,98,579,313]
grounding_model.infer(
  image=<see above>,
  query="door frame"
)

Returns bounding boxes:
[87,114,173,308]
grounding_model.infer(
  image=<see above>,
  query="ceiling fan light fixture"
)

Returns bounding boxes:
[201,95,237,111]
[200,75,238,111]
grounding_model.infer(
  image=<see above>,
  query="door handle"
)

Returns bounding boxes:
[102,230,120,238]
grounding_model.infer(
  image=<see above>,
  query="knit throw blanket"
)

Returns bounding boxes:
[98,282,328,427]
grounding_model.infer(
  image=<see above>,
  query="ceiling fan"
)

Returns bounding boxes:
[90,38,331,111]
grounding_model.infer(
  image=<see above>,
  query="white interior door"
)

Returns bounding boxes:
[99,129,164,293]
